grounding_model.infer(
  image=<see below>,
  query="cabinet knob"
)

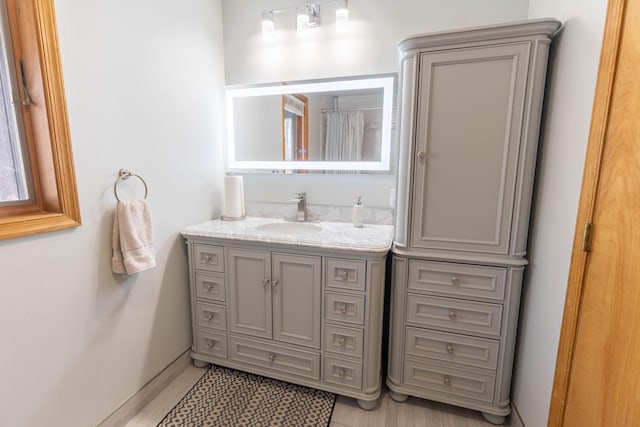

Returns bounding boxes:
[451,276,460,285]
[205,311,215,321]
[417,151,426,159]
[443,375,451,386]
[206,339,215,348]
[446,343,454,354]
[268,353,276,362]
[340,271,348,280]
[263,278,270,286]
[340,304,348,314]
[339,336,346,347]
[448,311,457,320]
[271,279,279,287]
[203,281,214,290]
[201,253,213,263]
[338,368,346,379]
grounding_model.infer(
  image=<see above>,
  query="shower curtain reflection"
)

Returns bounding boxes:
[324,111,364,162]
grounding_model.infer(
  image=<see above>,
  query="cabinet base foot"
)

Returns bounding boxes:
[193,359,209,368]
[357,398,378,411]
[482,412,506,425]
[388,390,409,403]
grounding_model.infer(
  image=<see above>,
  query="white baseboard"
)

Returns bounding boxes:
[510,402,525,427]
[98,349,192,427]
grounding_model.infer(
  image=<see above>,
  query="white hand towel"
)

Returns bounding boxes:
[111,200,155,275]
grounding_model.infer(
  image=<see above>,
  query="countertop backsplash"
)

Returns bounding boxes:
[244,201,394,225]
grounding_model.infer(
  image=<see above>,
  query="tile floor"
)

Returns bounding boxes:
[125,365,509,427]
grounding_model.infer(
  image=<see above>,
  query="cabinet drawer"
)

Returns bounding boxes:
[326,258,366,291]
[407,294,502,337]
[195,302,227,331]
[404,358,496,403]
[229,336,320,380]
[324,324,364,358]
[324,292,365,325]
[194,244,224,272]
[405,327,499,370]
[323,356,363,390]
[408,260,506,301]
[195,329,227,359]
[194,271,226,302]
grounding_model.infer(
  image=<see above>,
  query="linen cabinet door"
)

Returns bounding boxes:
[272,253,321,349]
[410,43,530,255]
[227,248,272,339]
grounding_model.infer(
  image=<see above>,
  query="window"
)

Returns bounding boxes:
[0,0,80,239]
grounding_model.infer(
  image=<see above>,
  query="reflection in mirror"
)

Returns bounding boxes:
[282,93,308,161]
[226,75,395,172]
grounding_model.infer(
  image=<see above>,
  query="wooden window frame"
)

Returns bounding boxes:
[0,0,80,240]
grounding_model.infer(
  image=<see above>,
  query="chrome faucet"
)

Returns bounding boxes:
[290,192,307,221]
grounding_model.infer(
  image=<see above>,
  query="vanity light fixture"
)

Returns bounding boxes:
[261,1,349,40]
[262,11,275,41]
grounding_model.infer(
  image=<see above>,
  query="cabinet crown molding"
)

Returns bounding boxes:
[398,18,561,53]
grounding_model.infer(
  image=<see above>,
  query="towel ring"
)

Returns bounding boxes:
[114,169,148,201]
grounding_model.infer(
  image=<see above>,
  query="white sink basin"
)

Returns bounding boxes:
[255,222,322,235]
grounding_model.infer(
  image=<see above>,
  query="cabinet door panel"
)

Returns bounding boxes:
[227,248,272,339]
[272,253,321,349]
[411,43,530,254]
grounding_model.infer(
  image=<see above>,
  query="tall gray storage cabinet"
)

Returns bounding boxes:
[387,19,561,424]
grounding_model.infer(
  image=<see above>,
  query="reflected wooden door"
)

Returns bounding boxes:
[549,0,640,425]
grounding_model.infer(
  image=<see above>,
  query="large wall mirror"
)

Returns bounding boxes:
[226,74,396,173]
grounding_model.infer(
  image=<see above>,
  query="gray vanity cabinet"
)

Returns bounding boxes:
[389,19,561,424]
[182,219,393,410]
[227,248,322,349]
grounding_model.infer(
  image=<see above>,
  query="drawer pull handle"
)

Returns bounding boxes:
[203,281,214,290]
[338,368,346,379]
[446,343,454,354]
[451,276,460,285]
[205,339,215,348]
[448,311,457,320]
[204,311,215,321]
[201,253,214,263]
[443,375,451,386]
[271,279,279,287]
[263,278,270,286]
[340,271,348,280]
[339,336,346,346]
[268,353,276,362]
[340,304,348,314]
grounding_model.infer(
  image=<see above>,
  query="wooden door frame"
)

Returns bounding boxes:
[547,0,627,424]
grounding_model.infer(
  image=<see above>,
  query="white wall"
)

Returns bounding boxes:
[221,0,529,208]
[511,1,607,425]
[0,1,226,426]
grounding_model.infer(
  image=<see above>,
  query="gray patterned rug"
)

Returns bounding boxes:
[157,365,336,426]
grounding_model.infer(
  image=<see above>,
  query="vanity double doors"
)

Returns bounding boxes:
[227,248,322,349]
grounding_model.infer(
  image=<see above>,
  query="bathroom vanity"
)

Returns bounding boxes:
[181,217,393,409]
[388,19,561,424]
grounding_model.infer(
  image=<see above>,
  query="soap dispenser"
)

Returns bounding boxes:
[353,196,363,228]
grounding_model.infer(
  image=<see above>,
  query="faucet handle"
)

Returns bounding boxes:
[291,192,307,201]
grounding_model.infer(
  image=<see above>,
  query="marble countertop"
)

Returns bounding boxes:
[181,217,394,253]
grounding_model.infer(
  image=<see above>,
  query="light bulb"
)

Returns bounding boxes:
[296,7,310,33]
[336,0,349,32]
[262,12,274,42]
